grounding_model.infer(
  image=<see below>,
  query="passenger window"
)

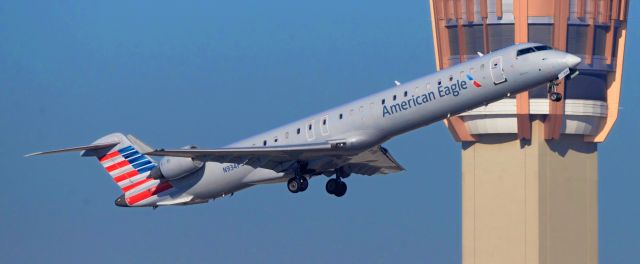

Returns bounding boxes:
[308,124,312,130]
[393,95,397,101]
[339,113,343,120]
[437,79,442,85]
[448,75,453,82]
[404,91,408,97]
[274,137,278,143]
[297,128,300,134]
[322,119,327,125]
[263,140,267,146]
[381,99,385,105]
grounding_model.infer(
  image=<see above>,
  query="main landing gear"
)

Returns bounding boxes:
[547,81,563,102]
[325,178,347,197]
[287,162,309,193]
[325,168,349,197]
[287,176,308,193]
[285,164,350,197]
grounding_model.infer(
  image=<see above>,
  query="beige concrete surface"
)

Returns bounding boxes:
[462,120,598,264]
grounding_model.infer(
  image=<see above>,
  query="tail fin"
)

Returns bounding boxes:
[28,133,175,207]
[87,133,174,206]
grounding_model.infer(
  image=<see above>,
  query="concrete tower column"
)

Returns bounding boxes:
[461,120,598,264]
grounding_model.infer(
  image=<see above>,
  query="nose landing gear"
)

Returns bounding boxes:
[547,81,563,102]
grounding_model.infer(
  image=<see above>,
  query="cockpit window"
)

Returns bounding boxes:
[517,45,552,57]
[533,45,552,51]
[517,47,536,56]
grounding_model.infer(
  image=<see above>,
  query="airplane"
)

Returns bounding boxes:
[27,43,581,208]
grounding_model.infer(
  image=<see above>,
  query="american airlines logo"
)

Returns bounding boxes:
[383,75,481,118]
[467,74,482,88]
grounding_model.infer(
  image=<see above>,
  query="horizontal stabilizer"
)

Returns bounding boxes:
[25,141,120,157]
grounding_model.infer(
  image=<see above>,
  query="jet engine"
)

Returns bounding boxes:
[150,145,204,180]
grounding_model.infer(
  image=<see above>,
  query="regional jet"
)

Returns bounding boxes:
[27,43,581,208]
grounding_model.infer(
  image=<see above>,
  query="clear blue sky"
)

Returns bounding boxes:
[1,1,638,263]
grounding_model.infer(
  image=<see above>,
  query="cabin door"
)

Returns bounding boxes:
[489,56,507,84]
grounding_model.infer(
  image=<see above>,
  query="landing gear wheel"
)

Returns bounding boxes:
[334,181,347,197]
[288,177,308,193]
[550,92,562,102]
[298,177,308,192]
[287,178,300,193]
[325,178,338,195]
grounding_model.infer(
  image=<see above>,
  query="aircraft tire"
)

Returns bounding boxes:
[550,92,562,102]
[334,181,347,197]
[325,178,338,195]
[298,177,309,192]
[287,178,300,193]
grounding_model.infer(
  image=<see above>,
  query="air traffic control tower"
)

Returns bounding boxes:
[428,1,629,263]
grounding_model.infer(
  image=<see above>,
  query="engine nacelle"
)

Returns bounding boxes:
[153,157,204,180]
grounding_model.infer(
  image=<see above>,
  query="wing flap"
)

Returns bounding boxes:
[345,146,404,175]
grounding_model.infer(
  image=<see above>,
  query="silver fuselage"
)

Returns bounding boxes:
[155,43,579,205]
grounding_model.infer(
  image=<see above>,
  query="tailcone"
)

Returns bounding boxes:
[114,194,129,207]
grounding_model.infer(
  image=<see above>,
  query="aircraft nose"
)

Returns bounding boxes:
[564,53,581,68]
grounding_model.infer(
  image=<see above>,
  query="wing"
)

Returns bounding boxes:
[343,146,404,176]
[145,141,403,176]
[146,141,345,172]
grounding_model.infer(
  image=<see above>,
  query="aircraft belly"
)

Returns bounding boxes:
[242,168,286,185]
